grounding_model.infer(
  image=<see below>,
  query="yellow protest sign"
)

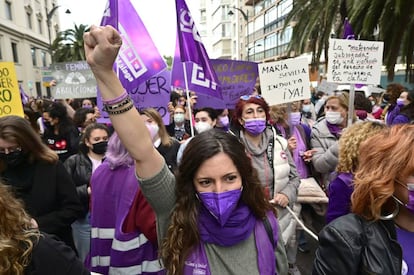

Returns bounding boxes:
[0,62,24,118]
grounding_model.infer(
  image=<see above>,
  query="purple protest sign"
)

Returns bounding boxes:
[180,60,258,109]
[97,70,171,125]
[100,0,166,92]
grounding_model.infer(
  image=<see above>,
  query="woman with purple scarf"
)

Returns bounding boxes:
[84,25,288,275]
[310,93,355,190]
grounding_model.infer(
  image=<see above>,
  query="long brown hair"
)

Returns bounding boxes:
[0,116,58,172]
[352,124,414,220]
[0,183,40,274]
[161,129,276,274]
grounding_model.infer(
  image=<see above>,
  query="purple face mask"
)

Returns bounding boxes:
[243,118,266,136]
[394,183,414,215]
[289,112,302,126]
[218,116,229,128]
[396,98,405,107]
[197,188,242,226]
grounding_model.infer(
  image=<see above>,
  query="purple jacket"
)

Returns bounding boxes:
[327,172,354,223]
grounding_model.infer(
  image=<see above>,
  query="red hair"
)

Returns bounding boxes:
[232,96,270,129]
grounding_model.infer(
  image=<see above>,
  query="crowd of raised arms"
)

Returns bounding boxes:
[0,25,413,275]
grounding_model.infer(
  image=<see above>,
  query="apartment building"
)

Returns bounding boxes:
[0,0,63,98]
[197,0,293,62]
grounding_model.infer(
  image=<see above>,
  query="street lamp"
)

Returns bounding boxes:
[228,6,250,61]
[46,5,71,62]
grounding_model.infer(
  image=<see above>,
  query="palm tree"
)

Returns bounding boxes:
[348,0,414,82]
[51,24,90,63]
[284,0,414,82]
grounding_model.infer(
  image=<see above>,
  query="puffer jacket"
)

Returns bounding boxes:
[63,152,93,215]
[313,213,402,275]
[310,118,339,188]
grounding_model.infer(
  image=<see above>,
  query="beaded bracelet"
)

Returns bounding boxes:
[103,96,132,112]
[101,90,129,105]
[105,101,135,115]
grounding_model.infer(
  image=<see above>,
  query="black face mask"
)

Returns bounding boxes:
[383,94,390,102]
[0,150,26,168]
[91,141,108,155]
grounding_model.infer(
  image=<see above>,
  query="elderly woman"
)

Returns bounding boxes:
[314,124,414,274]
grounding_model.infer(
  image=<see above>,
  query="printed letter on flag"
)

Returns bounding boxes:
[173,0,222,98]
[100,0,166,92]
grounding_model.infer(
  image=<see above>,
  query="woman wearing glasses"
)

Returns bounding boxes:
[84,25,288,275]
[230,94,302,275]
[0,115,83,251]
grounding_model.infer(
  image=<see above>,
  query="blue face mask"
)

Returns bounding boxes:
[197,188,242,226]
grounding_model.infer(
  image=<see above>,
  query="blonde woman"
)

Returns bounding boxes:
[0,183,89,274]
[326,121,386,223]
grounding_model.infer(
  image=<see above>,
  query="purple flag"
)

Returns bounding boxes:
[172,0,222,98]
[343,18,355,40]
[19,84,29,105]
[100,0,166,92]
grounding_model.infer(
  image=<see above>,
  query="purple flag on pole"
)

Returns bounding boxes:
[19,84,29,105]
[343,18,355,40]
[172,0,222,98]
[100,0,166,92]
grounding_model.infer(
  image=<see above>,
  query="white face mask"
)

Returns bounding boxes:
[195,121,213,134]
[145,123,159,141]
[325,111,344,125]
[174,113,185,124]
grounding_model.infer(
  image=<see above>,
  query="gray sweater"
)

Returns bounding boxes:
[139,163,288,275]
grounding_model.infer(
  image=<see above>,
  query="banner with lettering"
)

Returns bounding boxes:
[258,57,311,105]
[0,62,24,117]
[97,70,171,125]
[193,59,258,109]
[49,61,97,99]
[327,39,384,85]
[100,0,166,92]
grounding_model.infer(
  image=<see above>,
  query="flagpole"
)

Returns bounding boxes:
[347,84,355,127]
[182,62,195,137]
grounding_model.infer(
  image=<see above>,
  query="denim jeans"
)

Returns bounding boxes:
[72,213,91,263]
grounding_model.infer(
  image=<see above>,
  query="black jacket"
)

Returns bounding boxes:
[63,152,94,215]
[313,213,402,275]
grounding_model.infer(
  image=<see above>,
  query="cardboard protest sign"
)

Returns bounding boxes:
[50,61,97,99]
[327,39,384,85]
[317,79,338,95]
[258,57,311,105]
[0,62,24,117]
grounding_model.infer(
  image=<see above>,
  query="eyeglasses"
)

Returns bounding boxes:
[0,146,22,154]
[240,94,263,101]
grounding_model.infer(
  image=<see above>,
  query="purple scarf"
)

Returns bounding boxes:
[292,127,309,179]
[198,202,256,246]
[185,210,278,275]
[326,121,343,138]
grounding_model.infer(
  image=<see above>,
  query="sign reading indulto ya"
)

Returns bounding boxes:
[327,38,384,85]
[0,62,24,118]
[258,57,310,105]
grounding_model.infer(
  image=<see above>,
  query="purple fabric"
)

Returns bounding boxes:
[326,121,343,138]
[343,18,355,40]
[100,0,166,93]
[291,126,309,179]
[327,172,354,223]
[187,211,277,275]
[198,201,256,246]
[19,84,29,105]
[390,114,410,125]
[385,104,401,125]
[396,228,414,275]
[172,0,222,99]
[89,163,163,274]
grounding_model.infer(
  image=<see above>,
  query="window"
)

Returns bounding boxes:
[38,19,43,34]
[41,51,47,67]
[0,36,3,60]
[11,42,18,63]
[25,5,33,29]
[5,0,12,20]
[31,47,37,66]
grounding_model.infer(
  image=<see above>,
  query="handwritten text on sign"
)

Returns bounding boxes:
[258,57,310,105]
[327,39,384,85]
[0,62,23,118]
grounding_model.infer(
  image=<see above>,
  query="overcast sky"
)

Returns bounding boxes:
[58,0,199,57]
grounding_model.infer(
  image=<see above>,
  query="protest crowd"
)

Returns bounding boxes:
[1,3,414,275]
